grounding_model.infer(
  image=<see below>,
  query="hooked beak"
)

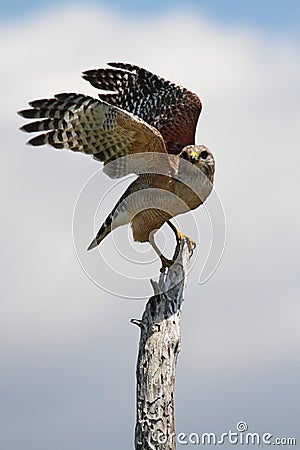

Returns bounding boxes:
[190,151,198,164]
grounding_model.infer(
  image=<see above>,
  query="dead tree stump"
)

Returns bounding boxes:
[131,238,193,450]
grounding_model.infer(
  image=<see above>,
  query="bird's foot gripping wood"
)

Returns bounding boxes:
[149,223,196,273]
[166,221,196,263]
[172,233,196,269]
[149,231,177,273]
[183,235,196,253]
[159,225,196,273]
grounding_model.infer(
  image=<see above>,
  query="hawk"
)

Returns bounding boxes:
[18,62,215,271]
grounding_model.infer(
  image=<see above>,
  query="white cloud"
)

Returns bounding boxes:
[1,4,300,449]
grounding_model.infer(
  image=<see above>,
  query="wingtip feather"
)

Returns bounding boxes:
[27,134,46,147]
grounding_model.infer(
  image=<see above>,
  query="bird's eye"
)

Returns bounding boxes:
[200,150,208,159]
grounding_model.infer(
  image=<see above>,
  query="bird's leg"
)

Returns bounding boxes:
[166,220,183,261]
[149,223,196,273]
[149,232,174,273]
[166,220,196,259]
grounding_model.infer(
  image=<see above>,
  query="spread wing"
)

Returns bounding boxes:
[18,93,168,178]
[82,62,202,154]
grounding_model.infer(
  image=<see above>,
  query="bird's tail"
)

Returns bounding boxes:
[87,216,113,251]
[87,179,139,251]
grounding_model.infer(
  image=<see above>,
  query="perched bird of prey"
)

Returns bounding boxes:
[18,62,215,271]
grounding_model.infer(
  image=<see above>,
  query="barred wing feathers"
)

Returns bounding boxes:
[18,93,167,178]
[82,62,202,153]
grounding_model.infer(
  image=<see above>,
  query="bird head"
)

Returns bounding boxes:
[179,145,215,181]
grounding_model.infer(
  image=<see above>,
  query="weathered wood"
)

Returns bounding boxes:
[132,239,193,450]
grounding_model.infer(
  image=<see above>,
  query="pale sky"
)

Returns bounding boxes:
[1,3,300,449]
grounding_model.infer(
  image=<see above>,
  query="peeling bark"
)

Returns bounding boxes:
[131,239,193,450]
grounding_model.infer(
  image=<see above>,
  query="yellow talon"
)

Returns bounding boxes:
[175,229,184,241]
